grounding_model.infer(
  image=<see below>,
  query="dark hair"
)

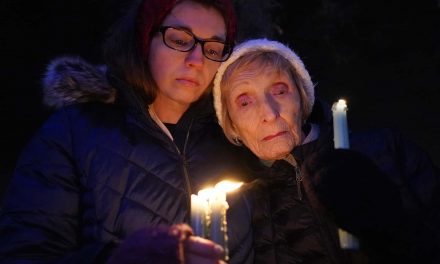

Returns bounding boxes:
[103,0,237,105]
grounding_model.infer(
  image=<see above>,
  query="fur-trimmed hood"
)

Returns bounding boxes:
[41,56,219,134]
[42,56,116,109]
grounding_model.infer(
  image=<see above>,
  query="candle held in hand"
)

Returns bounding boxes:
[209,189,228,256]
[190,180,243,261]
[191,194,208,237]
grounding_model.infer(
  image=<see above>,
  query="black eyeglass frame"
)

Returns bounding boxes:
[158,26,233,62]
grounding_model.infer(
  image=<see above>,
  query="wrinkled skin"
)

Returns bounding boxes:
[225,66,304,160]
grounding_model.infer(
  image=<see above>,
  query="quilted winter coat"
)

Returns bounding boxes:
[0,57,254,263]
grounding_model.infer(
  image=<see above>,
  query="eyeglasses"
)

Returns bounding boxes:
[158,26,233,62]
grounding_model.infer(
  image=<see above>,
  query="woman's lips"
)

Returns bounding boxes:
[176,78,199,87]
[263,131,287,141]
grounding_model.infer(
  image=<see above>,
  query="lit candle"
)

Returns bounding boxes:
[191,194,208,237]
[209,189,228,259]
[190,180,243,261]
[332,99,350,149]
[198,188,214,237]
[332,99,359,250]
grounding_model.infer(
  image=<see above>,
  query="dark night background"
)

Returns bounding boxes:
[1,0,439,197]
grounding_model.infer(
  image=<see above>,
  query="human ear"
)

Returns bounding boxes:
[230,123,243,146]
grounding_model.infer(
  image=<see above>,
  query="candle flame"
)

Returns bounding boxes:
[196,180,243,200]
[214,180,243,193]
[198,188,215,200]
[334,99,348,111]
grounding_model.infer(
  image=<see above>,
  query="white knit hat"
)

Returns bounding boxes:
[213,38,315,128]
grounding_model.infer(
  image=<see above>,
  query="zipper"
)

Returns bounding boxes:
[282,154,303,201]
[295,166,303,200]
[164,121,193,221]
[133,105,195,220]
[181,119,194,218]
[147,111,194,220]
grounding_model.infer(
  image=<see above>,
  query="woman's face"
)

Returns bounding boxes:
[226,66,304,161]
[148,1,226,112]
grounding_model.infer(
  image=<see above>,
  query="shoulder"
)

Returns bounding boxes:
[26,102,126,154]
[351,128,439,190]
[350,128,430,165]
[46,102,125,129]
[14,103,123,174]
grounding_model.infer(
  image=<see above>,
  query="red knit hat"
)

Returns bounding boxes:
[136,0,237,60]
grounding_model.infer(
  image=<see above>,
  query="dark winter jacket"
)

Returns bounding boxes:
[0,57,254,263]
[249,159,346,264]
[246,102,440,264]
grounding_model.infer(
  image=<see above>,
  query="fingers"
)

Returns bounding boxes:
[169,223,193,241]
[185,253,227,264]
[169,225,226,263]
[185,236,225,259]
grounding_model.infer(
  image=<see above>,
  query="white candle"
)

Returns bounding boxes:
[332,99,350,149]
[191,194,208,237]
[209,189,229,260]
[332,99,359,250]
[198,188,214,237]
[190,181,243,261]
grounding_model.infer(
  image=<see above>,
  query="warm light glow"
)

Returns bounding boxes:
[214,180,243,193]
[192,180,242,259]
[198,188,215,200]
[335,99,347,111]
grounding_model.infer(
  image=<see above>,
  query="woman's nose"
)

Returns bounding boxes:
[185,44,204,68]
[260,96,279,122]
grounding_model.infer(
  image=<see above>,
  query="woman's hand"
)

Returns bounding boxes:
[107,223,226,264]
[184,235,226,264]
[170,224,226,264]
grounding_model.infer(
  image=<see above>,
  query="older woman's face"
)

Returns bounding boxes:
[226,66,304,160]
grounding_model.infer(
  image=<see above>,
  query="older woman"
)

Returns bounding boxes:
[213,39,440,264]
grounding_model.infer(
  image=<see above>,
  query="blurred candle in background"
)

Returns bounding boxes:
[332,99,350,149]
[331,99,359,250]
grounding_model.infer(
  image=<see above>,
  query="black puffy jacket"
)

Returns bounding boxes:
[0,58,254,263]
